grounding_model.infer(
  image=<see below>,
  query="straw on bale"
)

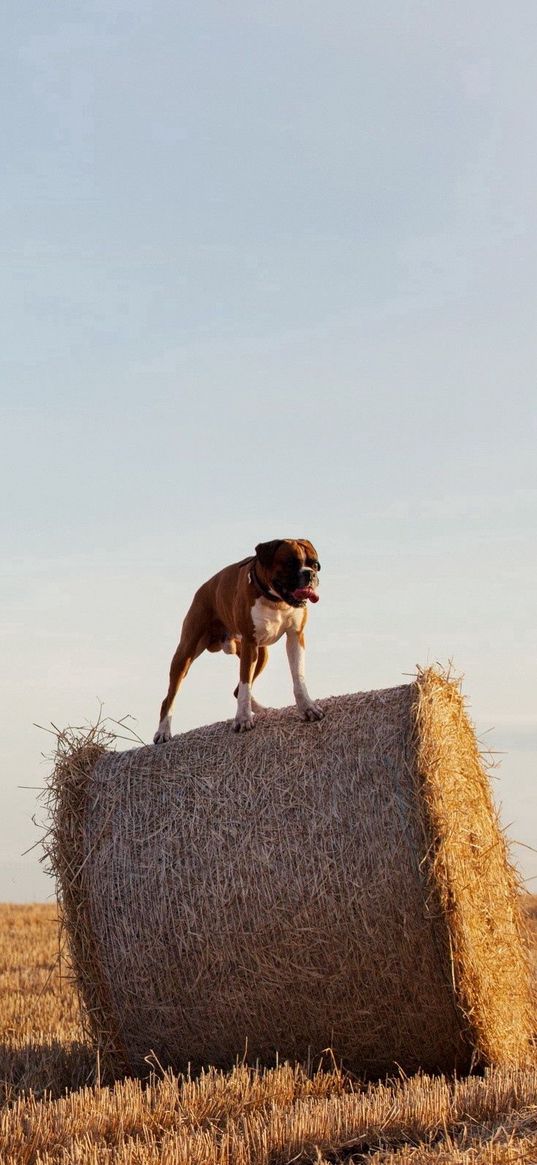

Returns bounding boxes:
[44,668,535,1079]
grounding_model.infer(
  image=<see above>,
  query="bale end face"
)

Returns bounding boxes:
[414,667,535,1067]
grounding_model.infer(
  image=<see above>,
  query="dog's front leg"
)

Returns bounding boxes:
[286,629,324,722]
[234,639,258,732]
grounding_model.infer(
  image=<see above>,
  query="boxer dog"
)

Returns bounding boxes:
[153,538,322,742]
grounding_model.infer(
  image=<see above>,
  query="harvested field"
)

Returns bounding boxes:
[0,901,536,1163]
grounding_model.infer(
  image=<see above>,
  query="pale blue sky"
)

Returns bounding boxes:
[1,1,536,900]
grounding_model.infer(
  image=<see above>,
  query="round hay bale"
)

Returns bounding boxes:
[44,668,535,1078]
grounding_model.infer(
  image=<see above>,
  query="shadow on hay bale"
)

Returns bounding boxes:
[43,667,535,1079]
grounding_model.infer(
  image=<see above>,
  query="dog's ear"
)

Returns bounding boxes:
[299,540,321,570]
[255,540,284,568]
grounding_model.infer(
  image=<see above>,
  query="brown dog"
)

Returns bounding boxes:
[153,538,322,741]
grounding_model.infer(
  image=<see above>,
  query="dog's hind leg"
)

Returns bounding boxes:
[153,629,208,744]
[233,645,269,715]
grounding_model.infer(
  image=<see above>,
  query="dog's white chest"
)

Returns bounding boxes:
[250,597,302,646]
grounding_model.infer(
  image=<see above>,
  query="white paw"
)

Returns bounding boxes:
[153,729,171,744]
[233,713,255,733]
[153,716,172,744]
[299,701,324,722]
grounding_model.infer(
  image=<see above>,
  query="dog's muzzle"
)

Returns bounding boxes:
[291,568,319,604]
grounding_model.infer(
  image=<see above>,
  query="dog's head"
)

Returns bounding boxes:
[254,539,321,604]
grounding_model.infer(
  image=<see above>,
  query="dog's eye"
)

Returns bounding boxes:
[307,558,320,571]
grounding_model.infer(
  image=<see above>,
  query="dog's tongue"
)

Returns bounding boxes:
[292,587,319,603]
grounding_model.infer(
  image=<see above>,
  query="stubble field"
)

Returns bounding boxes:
[0,900,536,1164]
